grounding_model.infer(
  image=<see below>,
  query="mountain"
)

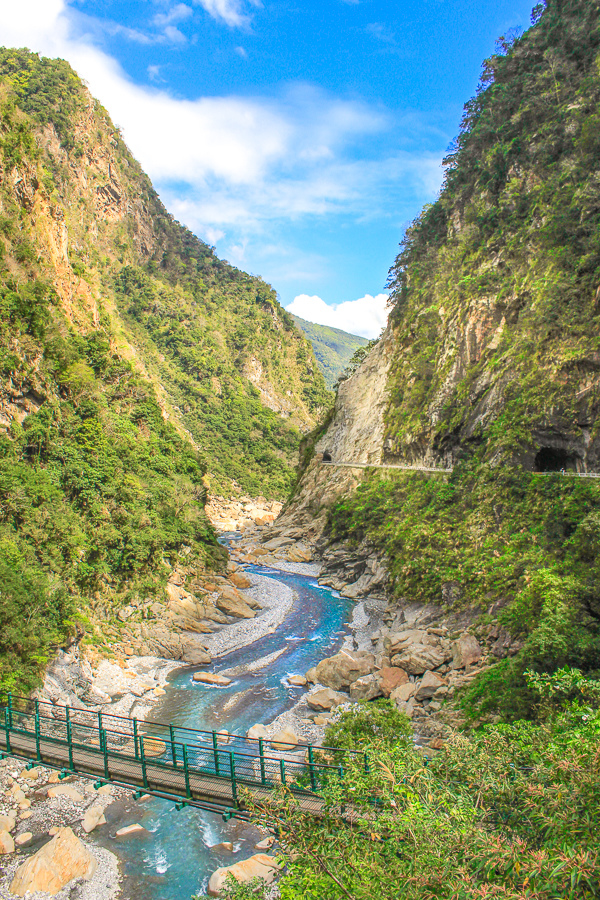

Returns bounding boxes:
[285,0,600,718]
[289,314,368,389]
[0,48,329,691]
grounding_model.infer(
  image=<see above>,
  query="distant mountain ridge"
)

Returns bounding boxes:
[290,314,368,389]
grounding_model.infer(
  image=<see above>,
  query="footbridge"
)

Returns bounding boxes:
[0,694,366,819]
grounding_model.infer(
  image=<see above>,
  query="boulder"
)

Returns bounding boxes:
[307,651,375,691]
[208,853,280,896]
[247,724,268,740]
[216,586,256,619]
[288,675,307,687]
[47,786,84,803]
[452,634,482,669]
[262,537,294,551]
[15,833,32,847]
[0,815,15,833]
[229,572,252,589]
[0,830,15,854]
[414,670,447,702]
[391,645,450,675]
[395,698,416,718]
[10,827,97,897]
[390,682,416,704]
[81,805,106,834]
[349,674,383,701]
[115,824,149,838]
[287,543,312,563]
[377,666,409,697]
[192,672,232,686]
[255,836,274,850]
[21,767,40,781]
[180,638,211,666]
[211,841,234,852]
[306,688,347,711]
[270,729,299,751]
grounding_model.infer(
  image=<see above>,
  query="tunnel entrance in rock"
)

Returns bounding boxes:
[534,447,576,472]
[322,451,332,462]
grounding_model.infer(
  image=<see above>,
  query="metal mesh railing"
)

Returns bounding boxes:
[0,693,367,813]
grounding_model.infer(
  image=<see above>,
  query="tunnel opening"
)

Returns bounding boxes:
[534,446,576,472]
[322,451,332,462]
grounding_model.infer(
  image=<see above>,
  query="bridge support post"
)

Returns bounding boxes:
[65,707,74,772]
[229,752,238,807]
[133,719,140,760]
[183,744,191,799]
[307,746,317,791]
[364,752,370,776]
[3,708,11,754]
[7,693,13,729]
[170,725,177,767]
[279,759,286,786]
[258,738,266,785]
[34,706,41,762]
[101,728,109,780]
[140,737,149,789]
[212,732,220,776]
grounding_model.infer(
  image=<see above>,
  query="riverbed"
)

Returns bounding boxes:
[100,559,354,900]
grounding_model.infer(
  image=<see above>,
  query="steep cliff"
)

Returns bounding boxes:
[290,0,600,718]
[0,50,328,691]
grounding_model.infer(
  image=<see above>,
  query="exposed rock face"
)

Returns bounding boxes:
[208,853,281,896]
[305,651,375,691]
[10,827,97,897]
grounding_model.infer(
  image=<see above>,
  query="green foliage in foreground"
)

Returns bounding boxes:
[327,465,600,718]
[289,315,368,390]
[205,676,600,900]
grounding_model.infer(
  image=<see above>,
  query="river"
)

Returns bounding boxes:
[101,560,354,900]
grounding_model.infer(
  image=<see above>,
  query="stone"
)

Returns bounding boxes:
[47,786,84,803]
[15,832,32,847]
[115,824,149,838]
[216,586,256,619]
[192,672,232,686]
[391,645,451,675]
[208,853,280,896]
[247,724,268,740]
[10,827,97,897]
[81,805,107,834]
[307,651,375,691]
[12,788,26,803]
[287,543,313,563]
[47,772,61,784]
[313,714,331,725]
[306,688,347,711]
[18,800,31,810]
[395,698,416,718]
[452,634,482,669]
[270,729,299,751]
[230,572,252,589]
[414,671,447,702]
[19,812,32,821]
[97,784,113,796]
[349,674,383,701]
[216,730,230,744]
[48,827,59,836]
[390,682,416,704]
[180,639,211,666]
[154,687,166,696]
[262,537,294,551]
[255,837,274,850]
[20,768,40,781]
[377,666,409,697]
[211,841,234,852]
[139,737,167,757]
[0,815,16,833]
[288,675,307,686]
[0,830,15,854]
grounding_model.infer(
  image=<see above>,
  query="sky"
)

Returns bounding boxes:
[0,0,535,337]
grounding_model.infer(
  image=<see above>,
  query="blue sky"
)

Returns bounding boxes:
[2,0,535,335]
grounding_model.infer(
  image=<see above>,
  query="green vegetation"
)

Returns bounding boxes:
[290,314,368,389]
[0,48,330,690]
[207,671,600,900]
[325,0,600,718]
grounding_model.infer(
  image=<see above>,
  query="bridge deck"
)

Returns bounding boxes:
[0,695,361,817]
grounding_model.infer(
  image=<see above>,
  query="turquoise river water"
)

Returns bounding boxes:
[98,560,353,900]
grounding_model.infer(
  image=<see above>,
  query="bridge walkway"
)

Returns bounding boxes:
[0,695,365,818]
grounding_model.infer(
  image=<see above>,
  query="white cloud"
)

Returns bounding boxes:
[286,293,389,339]
[192,0,259,28]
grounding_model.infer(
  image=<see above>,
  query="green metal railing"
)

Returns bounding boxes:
[0,693,367,815]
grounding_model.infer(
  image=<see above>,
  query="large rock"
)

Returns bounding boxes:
[287,543,313,563]
[10,827,97,897]
[192,672,232,686]
[349,674,383,701]
[390,682,416,704]
[388,629,453,674]
[229,572,252,589]
[452,633,482,669]
[377,666,409,697]
[306,688,348,711]
[180,638,211,666]
[270,729,299,751]
[47,786,84,802]
[306,651,375,691]
[216,586,256,619]
[115,824,149,838]
[0,815,15,833]
[208,853,280,896]
[0,830,15,854]
[81,805,106,834]
[414,670,447,701]
[247,724,268,740]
